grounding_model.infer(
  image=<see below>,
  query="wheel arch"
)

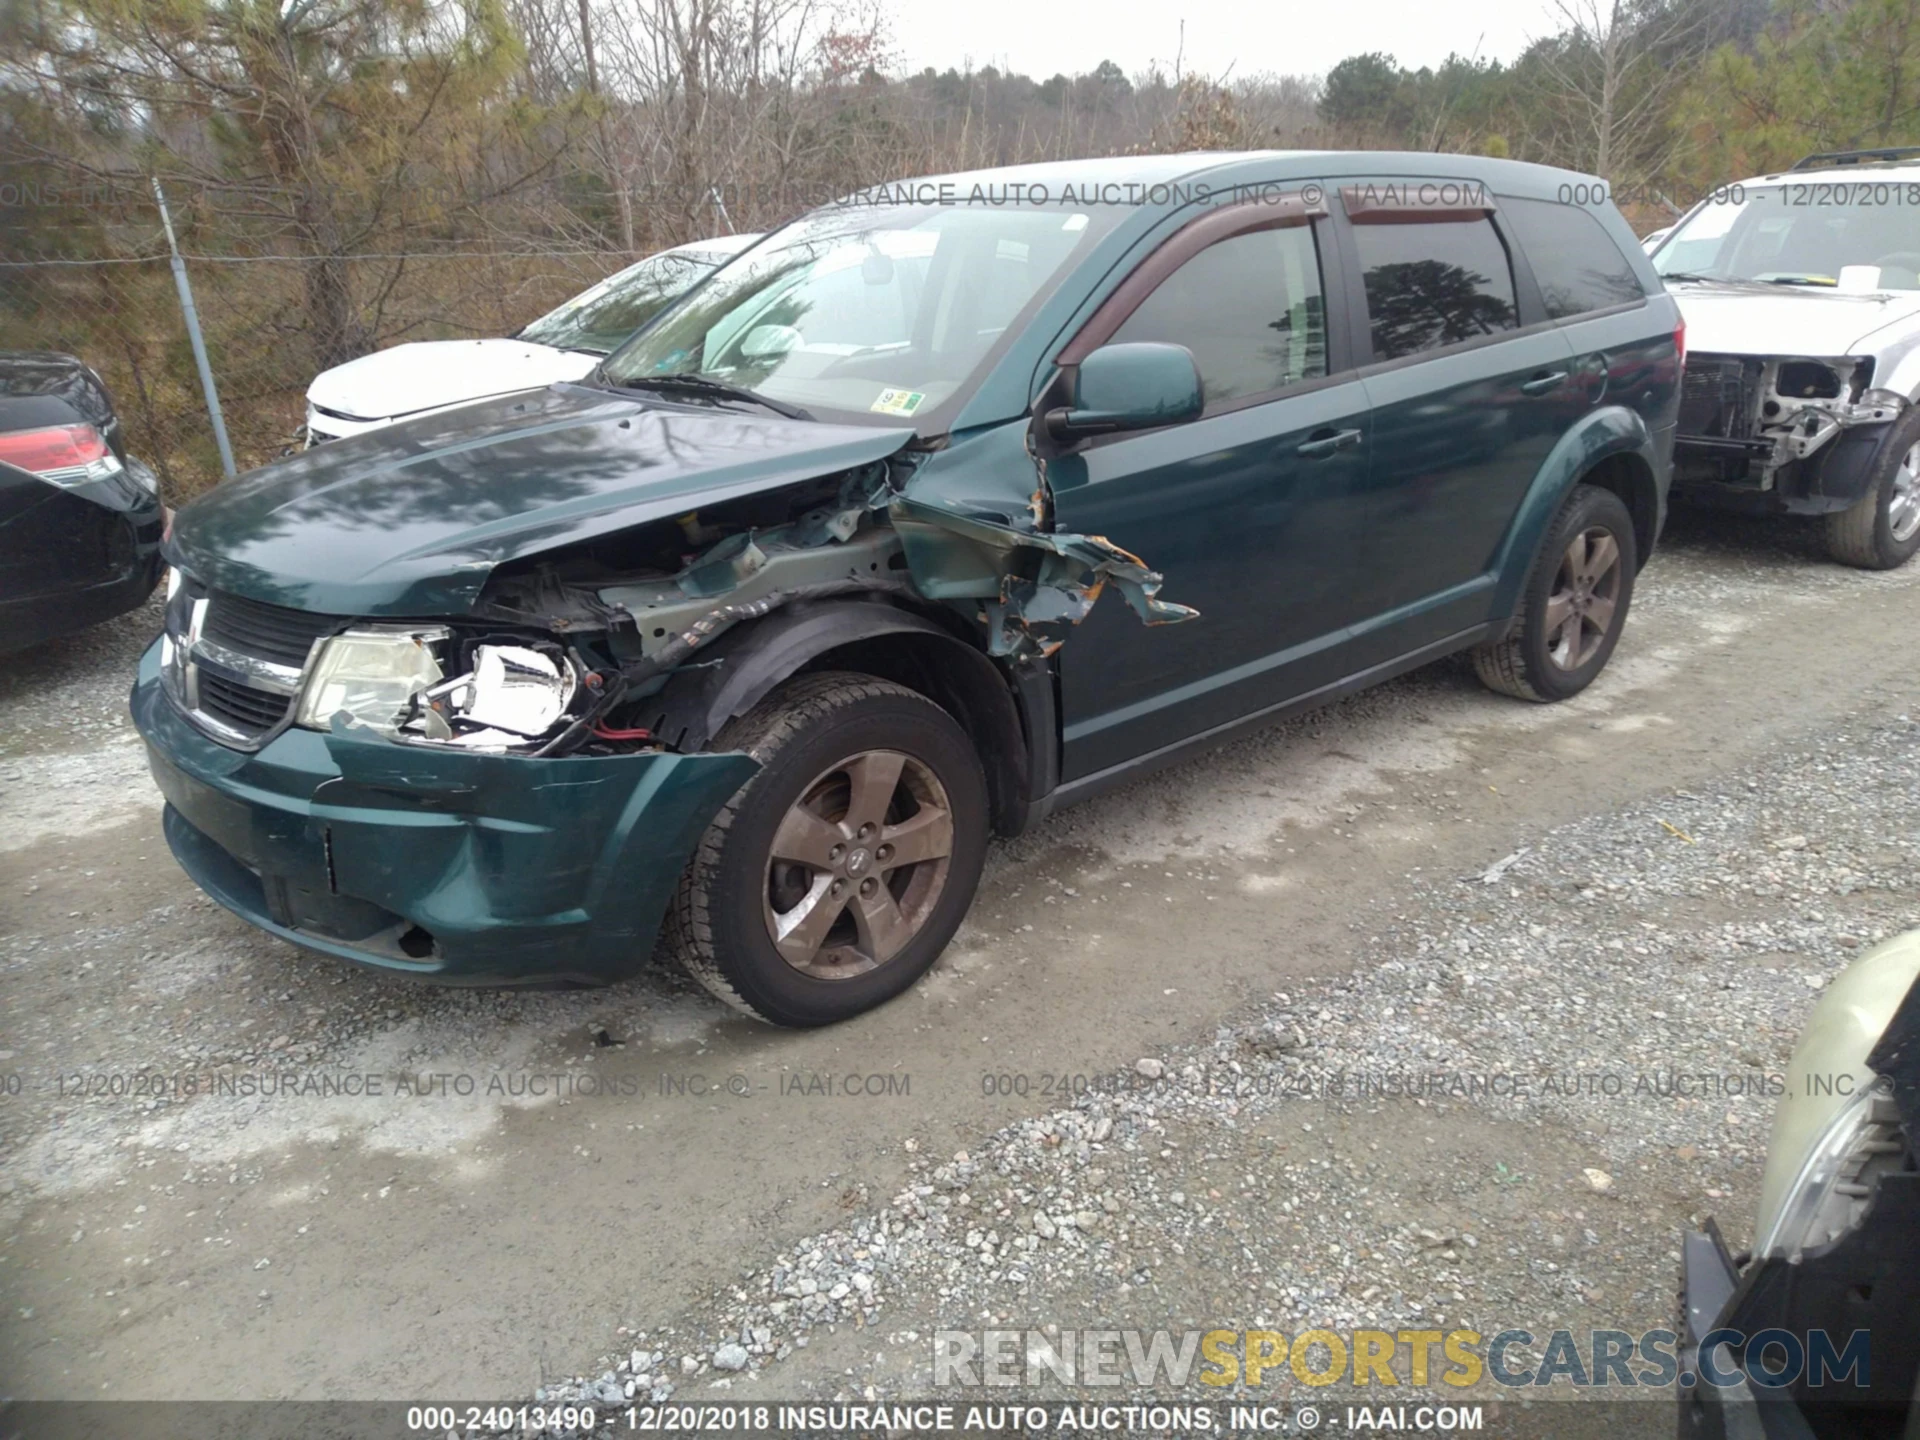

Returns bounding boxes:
[1490,404,1662,623]
[1576,448,1661,570]
[634,596,1041,836]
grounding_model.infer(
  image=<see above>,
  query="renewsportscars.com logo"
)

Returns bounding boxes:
[932,1327,1871,1390]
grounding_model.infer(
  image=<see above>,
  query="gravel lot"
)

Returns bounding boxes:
[2,508,1917,1435]
[530,699,1920,1429]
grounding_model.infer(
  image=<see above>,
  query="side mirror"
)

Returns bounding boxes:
[1046,342,1203,441]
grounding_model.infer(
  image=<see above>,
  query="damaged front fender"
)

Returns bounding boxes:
[890,496,1198,659]
[889,422,1198,660]
[588,421,1197,678]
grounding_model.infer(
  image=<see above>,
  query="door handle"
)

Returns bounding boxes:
[1520,370,1569,396]
[1296,426,1362,459]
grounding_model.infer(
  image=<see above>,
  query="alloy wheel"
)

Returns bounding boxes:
[1888,442,1920,544]
[1544,525,1623,671]
[761,749,954,979]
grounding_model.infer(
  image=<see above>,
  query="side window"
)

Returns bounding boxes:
[1110,226,1327,406]
[1351,218,1518,360]
[1501,197,1645,318]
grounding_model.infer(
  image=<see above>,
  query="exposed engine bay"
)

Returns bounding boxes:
[161,445,1197,762]
[1674,351,1907,488]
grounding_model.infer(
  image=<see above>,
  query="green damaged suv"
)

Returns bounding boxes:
[135,152,1681,1025]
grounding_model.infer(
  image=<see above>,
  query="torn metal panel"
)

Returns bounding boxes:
[597,462,907,660]
[890,498,1197,658]
[891,426,1198,660]
[596,424,1197,671]
[1678,354,1905,487]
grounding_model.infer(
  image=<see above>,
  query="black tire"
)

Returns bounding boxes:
[666,672,989,1026]
[1474,483,1638,703]
[1824,410,1920,570]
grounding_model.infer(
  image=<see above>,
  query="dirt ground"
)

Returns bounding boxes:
[2,506,1917,1414]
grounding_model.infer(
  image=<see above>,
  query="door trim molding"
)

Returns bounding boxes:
[1046,621,1498,813]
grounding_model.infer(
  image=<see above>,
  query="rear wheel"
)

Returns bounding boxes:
[1825,418,1920,570]
[1474,483,1638,703]
[667,672,989,1026]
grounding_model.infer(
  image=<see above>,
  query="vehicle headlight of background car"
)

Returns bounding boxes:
[0,421,150,490]
[1680,932,1920,1434]
[1752,1081,1905,1261]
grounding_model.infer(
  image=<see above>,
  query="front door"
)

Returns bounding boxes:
[1048,201,1373,783]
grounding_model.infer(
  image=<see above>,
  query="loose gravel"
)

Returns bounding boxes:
[530,711,1919,1421]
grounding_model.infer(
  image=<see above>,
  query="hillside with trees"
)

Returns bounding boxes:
[2,0,1916,485]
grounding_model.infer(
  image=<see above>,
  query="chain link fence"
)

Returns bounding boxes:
[2,242,642,503]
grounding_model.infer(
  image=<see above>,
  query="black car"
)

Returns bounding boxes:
[0,351,166,652]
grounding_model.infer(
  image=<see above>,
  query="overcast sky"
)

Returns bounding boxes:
[885,0,1566,83]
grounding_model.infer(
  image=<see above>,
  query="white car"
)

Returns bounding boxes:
[303,233,761,444]
[1651,148,1920,568]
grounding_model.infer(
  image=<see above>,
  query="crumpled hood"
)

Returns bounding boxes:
[1671,281,1920,358]
[306,339,601,422]
[170,385,915,616]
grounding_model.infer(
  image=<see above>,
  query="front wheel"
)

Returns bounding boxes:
[1473,483,1638,703]
[667,672,990,1026]
[1825,417,1920,570]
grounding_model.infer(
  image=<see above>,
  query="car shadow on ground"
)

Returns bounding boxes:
[1657,500,1831,567]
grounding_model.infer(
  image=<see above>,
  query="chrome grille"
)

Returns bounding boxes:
[196,670,293,734]
[163,582,344,748]
[200,592,335,668]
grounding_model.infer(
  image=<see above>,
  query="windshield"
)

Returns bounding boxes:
[1653,181,1920,289]
[518,250,725,356]
[599,202,1114,427]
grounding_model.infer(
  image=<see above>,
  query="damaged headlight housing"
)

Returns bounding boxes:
[1753,1084,1888,1258]
[295,628,448,733]
[414,644,578,746]
[294,628,584,750]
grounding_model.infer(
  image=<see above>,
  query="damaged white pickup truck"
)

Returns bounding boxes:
[1651,147,1920,568]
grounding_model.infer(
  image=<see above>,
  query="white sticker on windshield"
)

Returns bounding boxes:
[871,388,926,417]
[1062,213,1090,232]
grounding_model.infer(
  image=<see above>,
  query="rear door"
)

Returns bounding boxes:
[1331,182,1586,661]
[1497,193,1668,466]
[1049,195,1375,782]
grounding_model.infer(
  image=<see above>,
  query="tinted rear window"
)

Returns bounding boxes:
[1502,197,1646,318]
[1352,219,1518,360]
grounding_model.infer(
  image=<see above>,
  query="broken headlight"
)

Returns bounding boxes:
[412,644,578,747]
[294,629,585,749]
[1753,1084,1901,1258]
[295,628,448,734]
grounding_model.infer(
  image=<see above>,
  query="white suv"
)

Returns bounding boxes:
[1650,147,1920,568]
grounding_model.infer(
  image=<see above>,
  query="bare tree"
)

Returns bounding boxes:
[1527,0,1714,181]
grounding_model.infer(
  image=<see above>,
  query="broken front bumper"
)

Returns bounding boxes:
[1672,354,1907,516]
[130,644,757,985]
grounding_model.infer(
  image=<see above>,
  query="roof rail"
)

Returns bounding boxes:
[1789,146,1920,171]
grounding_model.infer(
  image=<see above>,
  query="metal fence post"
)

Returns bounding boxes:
[151,177,237,480]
